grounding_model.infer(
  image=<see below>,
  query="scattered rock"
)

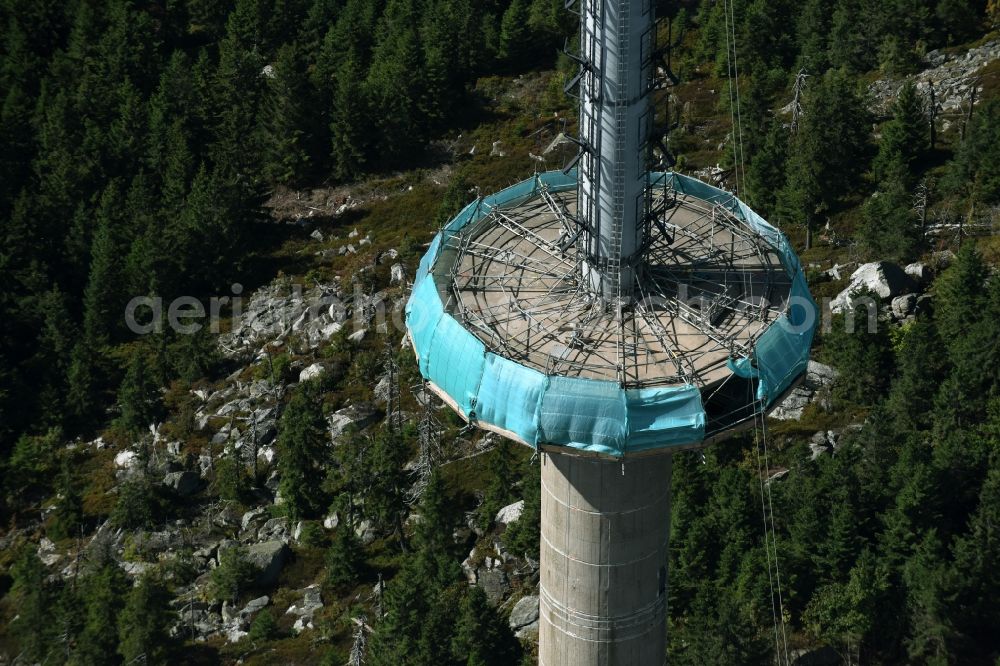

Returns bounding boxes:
[163,470,202,497]
[257,517,290,543]
[310,229,324,242]
[299,363,326,383]
[256,517,289,543]
[242,595,270,616]
[932,250,956,269]
[915,293,933,315]
[390,263,407,284]
[286,585,324,634]
[461,549,478,585]
[241,507,268,532]
[115,450,139,471]
[379,248,400,264]
[808,431,833,461]
[354,519,377,546]
[905,262,932,286]
[509,595,540,630]
[37,537,60,567]
[323,513,340,530]
[121,561,153,577]
[219,279,346,354]
[495,500,525,526]
[770,361,838,421]
[245,541,289,587]
[766,469,789,484]
[327,403,379,439]
[516,620,539,640]
[830,262,913,314]
[891,293,918,319]
[868,39,1000,118]
[477,568,510,605]
[348,328,367,343]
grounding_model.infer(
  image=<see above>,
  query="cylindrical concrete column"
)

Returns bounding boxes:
[539,451,672,666]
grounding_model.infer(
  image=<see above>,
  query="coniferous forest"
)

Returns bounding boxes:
[2,0,1000,664]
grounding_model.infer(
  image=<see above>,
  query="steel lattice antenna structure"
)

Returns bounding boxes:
[405,1,817,663]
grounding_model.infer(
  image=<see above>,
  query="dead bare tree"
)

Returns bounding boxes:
[914,179,930,240]
[381,342,401,434]
[407,386,442,505]
[925,80,939,149]
[961,78,980,141]
[790,68,809,133]
[348,616,369,666]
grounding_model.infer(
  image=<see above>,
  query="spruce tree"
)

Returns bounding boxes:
[9,545,52,663]
[50,455,84,541]
[277,384,329,519]
[477,439,514,531]
[779,69,870,247]
[451,587,520,666]
[76,561,130,665]
[326,526,364,588]
[499,0,532,67]
[260,43,311,185]
[248,609,280,641]
[117,348,163,436]
[365,429,409,546]
[118,575,175,664]
[82,183,127,346]
[329,46,372,181]
[504,462,541,560]
[874,80,928,187]
[858,172,920,262]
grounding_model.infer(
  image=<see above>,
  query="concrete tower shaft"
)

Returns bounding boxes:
[540,452,672,665]
[578,0,655,299]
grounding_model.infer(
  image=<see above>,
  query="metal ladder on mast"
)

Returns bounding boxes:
[609,0,630,383]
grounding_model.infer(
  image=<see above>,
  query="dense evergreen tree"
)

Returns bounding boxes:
[451,586,521,666]
[327,525,364,588]
[874,80,928,187]
[946,98,1000,208]
[117,348,164,436]
[778,69,871,247]
[858,173,921,263]
[75,561,130,665]
[8,546,52,662]
[277,383,330,519]
[260,44,311,185]
[477,439,514,531]
[118,574,176,664]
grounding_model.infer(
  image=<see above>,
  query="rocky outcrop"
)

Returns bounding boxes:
[219,280,346,355]
[868,39,1000,121]
[299,362,326,383]
[830,262,914,314]
[509,595,540,632]
[245,541,289,587]
[163,470,202,497]
[495,500,524,526]
[286,584,324,634]
[328,403,380,440]
[771,361,838,421]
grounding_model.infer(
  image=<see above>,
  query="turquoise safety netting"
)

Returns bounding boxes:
[405,171,815,456]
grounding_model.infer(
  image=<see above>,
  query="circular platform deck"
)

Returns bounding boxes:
[443,187,792,389]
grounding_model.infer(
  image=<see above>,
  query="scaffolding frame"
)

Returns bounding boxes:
[440,182,792,390]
